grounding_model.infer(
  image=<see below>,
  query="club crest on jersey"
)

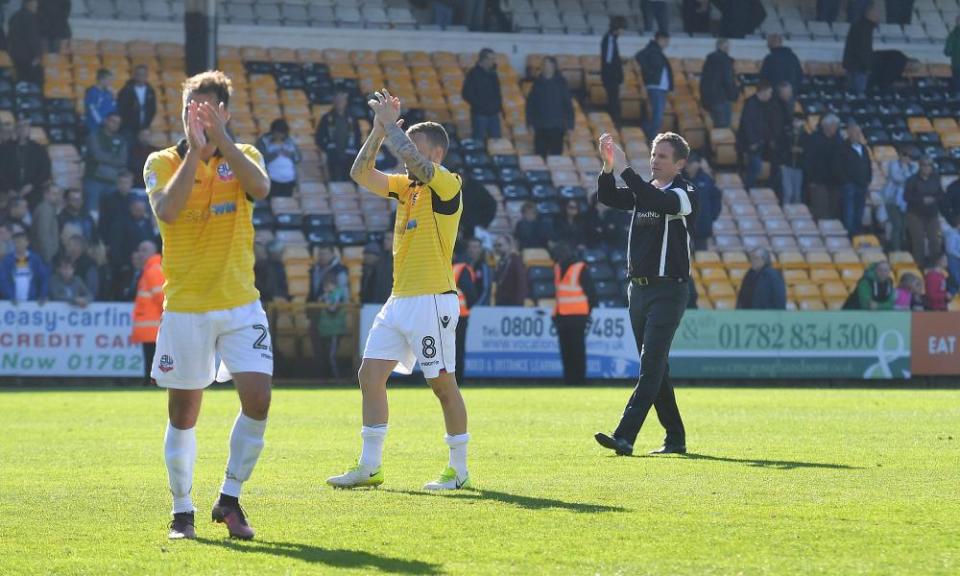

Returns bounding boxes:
[406,219,418,230]
[217,162,235,181]
[158,355,175,373]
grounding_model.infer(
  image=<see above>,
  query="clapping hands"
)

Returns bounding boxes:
[598,133,628,174]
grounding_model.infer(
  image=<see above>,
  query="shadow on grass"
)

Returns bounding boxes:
[644,452,860,470]
[385,488,627,514]
[195,538,443,574]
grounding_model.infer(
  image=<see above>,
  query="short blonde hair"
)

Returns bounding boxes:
[182,70,233,107]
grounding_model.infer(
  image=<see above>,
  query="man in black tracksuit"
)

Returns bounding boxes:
[594,131,698,456]
[600,16,626,125]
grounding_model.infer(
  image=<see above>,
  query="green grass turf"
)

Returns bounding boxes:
[0,386,958,575]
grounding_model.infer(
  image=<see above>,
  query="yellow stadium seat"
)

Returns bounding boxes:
[821,282,849,299]
[791,284,820,299]
[523,248,552,267]
[707,282,736,298]
[722,252,750,269]
[694,250,721,267]
[811,268,841,282]
[806,252,833,268]
[778,251,807,269]
[700,267,729,282]
[783,269,810,285]
[798,298,826,311]
[728,267,747,286]
[712,297,736,309]
[889,251,915,269]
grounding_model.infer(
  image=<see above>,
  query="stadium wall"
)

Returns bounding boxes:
[4,302,956,380]
[69,19,950,72]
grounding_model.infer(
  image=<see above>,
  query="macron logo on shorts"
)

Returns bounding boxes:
[158,355,175,373]
[441,315,451,329]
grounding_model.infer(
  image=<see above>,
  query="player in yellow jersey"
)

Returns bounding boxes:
[145,71,272,540]
[327,89,471,491]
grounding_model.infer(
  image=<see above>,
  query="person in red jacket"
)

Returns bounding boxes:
[924,255,950,311]
[131,240,164,384]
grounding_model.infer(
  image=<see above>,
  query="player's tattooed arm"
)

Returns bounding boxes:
[350,123,390,196]
[383,122,436,184]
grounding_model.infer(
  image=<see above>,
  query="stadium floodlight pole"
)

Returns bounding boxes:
[184,0,217,76]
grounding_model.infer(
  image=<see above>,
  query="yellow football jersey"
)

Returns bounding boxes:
[144,141,264,313]
[384,165,463,297]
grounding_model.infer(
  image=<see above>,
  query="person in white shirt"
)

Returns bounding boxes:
[256,119,302,197]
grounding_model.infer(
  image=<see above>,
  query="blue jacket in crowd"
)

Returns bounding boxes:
[0,251,50,301]
[84,85,117,132]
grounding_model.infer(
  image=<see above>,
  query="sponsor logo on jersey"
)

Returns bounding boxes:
[217,162,235,181]
[211,201,237,216]
[158,355,175,373]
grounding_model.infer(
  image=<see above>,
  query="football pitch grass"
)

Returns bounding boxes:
[1,385,957,576]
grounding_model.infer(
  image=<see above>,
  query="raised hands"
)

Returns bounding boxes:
[185,100,207,151]
[598,133,628,174]
[368,88,402,130]
[197,101,231,148]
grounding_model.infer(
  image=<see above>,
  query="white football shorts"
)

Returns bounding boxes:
[152,300,274,389]
[363,293,459,379]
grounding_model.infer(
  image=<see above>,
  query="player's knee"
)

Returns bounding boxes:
[358,363,387,392]
[244,389,271,420]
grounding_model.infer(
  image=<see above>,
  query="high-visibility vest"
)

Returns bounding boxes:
[554,262,590,316]
[453,262,476,317]
[132,254,165,343]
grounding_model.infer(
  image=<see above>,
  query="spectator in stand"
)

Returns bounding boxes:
[834,121,872,237]
[308,244,348,302]
[4,197,30,230]
[682,0,711,34]
[700,38,738,129]
[924,255,950,311]
[257,119,302,197]
[315,91,361,182]
[131,240,162,384]
[117,198,156,267]
[116,65,157,142]
[642,0,669,33]
[737,81,775,190]
[601,16,626,125]
[39,0,71,53]
[432,0,455,29]
[0,119,14,146]
[945,224,960,296]
[848,0,872,23]
[759,34,804,92]
[460,175,497,240]
[49,256,90,307]
[452,256,477,384]
[526,57,575,158]
[686,152,722,251]
[98,170,135,248]
[552,241,595,386]
[581,192,626,250]
[314,274,348,379]
[943,176,960,227]
[736,248,787,310]
[778,115,806,206]
[843,3,879,96]
[359,241,391,305]
[56,234,99,300]
[466,238,492,306]
[711,0,766,39]
[817,0,840,23]
[904,157,945,267]
[636,31,673,141]
[253,242,289,304]
[803,114,843,220]
[267,241,290,301]
[894,272,924,310]
[109,195,154,301]
[83,112,127,214]
[0,230,48,302]
[886,0,915,24]
[552,198,587,249]
[514,201,551,249]
[84,69,116,133]
[58,189,97,243]
[946,16,960,95]
[128,129,158,190]
[462,48,503,142]
[880,147,918,252]
[493,234,527,306]
[844,261,895,309]
[0,116,51,207]
[8,0,44,86]
[30,183,62,263]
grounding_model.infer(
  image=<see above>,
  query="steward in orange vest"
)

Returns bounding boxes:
[552,243,594,385]
[132,247,164,383]
[453,261,478,384]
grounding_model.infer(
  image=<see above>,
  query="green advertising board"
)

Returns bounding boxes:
[670,311,912,379]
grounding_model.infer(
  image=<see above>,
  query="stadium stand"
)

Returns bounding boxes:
[3,7,960,330]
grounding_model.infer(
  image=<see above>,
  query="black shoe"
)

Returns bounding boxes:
[649,444,687,455]
[594,432,633,456]
[168,512,196,540]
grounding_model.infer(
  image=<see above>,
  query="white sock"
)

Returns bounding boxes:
[358,425,388,470]
[164,422,196,514]
[445,433,470,478]
[220,412,267,498]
